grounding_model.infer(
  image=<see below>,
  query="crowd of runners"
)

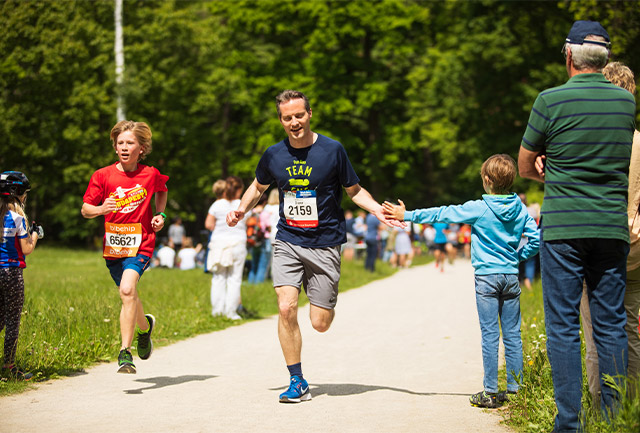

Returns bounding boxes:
[1,19,639,433]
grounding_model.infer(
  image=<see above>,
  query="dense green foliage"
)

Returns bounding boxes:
[1,0,639,244]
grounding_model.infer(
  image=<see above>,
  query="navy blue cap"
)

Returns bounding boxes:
[566,20,610,48]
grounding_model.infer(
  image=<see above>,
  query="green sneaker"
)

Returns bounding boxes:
[469,390,499,408]
[136,314,155,360]
[117,348,136,374]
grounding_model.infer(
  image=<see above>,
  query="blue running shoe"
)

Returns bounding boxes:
[279,375,311,403]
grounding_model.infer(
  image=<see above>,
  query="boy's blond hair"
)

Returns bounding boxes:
[481,154,516,194]
[603,62,636,95]
[212,179,226,198]
[110,120,153,161]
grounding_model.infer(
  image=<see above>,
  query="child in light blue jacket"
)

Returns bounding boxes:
[383,154,540,408]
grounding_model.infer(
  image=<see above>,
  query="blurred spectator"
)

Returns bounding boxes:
[168,216,186,252]
[432,222,448,272]
[394,226,412,268]
[205,176,247,320]
[177,237,202,270]
[517,193,539,290]
[446,223,459,263]
[458,224,472,259]
[423,224,436,251]
[247,194,269,284]
[155,240,175,268]
[343,209,356,261]
[353,210,366,259]
[384,226,397,264]
[262,188,280,279]
[364,212,381,272]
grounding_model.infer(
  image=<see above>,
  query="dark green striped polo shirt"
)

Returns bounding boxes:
[521,73,636,242]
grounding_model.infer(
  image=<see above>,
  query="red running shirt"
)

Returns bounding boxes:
[83,163,168,258]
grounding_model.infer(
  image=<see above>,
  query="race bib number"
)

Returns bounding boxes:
[103,222,142,258]
[284,190,319,228]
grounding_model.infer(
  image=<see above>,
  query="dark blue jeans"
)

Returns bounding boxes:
[540,235,628,433]
[365,240,378,272]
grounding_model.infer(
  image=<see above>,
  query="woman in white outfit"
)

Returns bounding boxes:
[205,176,247,320]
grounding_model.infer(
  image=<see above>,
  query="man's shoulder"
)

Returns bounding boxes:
[265,139,288,153]
[315,133,344,149]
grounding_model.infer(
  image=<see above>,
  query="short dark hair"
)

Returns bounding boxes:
[275,90,310,118]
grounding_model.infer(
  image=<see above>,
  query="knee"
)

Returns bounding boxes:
[278,300,297,321]
[119,284,137,302]
[312,319,331,333]
[311,311,334,333]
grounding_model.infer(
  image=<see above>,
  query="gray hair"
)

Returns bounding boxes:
[565,35,609,71]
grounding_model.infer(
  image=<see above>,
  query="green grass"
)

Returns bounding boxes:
[0,246,431,395]
[502,279,640,433]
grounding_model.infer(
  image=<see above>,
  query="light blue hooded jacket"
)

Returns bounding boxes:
[404,193,540,275]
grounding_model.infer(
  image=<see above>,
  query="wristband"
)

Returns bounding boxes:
[156,212,167,220]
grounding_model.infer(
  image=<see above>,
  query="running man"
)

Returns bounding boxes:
[82,120,168,374]
[227,90,402,403]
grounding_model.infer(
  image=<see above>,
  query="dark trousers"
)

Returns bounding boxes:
[365,240,378,272]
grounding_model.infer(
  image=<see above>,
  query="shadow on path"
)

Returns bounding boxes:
[124,375,217,394]
[271,382,469,398]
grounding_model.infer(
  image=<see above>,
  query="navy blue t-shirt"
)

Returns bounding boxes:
[255,134,360,248]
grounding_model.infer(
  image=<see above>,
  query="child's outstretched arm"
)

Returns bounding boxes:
[382,199,406,221]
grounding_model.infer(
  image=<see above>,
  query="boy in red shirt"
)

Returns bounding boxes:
[82,120,168,374]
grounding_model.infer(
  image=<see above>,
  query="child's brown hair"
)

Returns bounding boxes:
[110,120,152,161]
[481,154,516,194]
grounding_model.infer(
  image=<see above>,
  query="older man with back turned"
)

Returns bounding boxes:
[518,21,636,433]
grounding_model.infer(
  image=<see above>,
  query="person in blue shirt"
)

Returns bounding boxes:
[383,154,540,408]
[364,212,380,272]
[0,171,42,381]
[227,90,402,403]
[432,221,449,272]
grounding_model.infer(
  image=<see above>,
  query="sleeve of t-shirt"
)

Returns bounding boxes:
[208,201,217,216]
[521,94,549,152]
[83,170,105,206]
[405,200,483,225]
[17,214,28,238]
[153,167,169,193]
[337,144,360,188]
[255,150,274,186]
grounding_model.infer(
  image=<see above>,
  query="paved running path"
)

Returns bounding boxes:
[1,259,513,433]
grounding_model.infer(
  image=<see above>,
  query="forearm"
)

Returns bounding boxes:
[347,185,382,214]
[20,233,38,255]
[518,146,544,182]
[518,218,541,261]
[81,202,106,219]
[237,179,269,214]
[155,191,168,213]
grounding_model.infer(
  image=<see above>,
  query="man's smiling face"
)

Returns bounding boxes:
[278,98,312,142]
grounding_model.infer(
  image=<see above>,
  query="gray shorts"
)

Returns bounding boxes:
[272,240,341,309]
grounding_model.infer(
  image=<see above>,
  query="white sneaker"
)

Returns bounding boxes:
[226,313,242,320]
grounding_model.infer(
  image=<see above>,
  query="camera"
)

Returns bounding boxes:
[30,222,44,239]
